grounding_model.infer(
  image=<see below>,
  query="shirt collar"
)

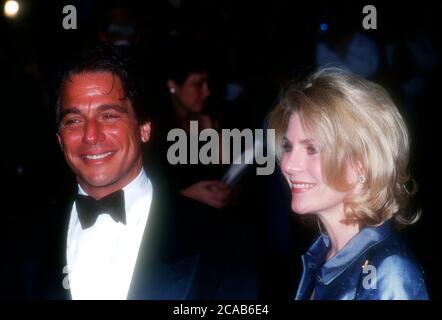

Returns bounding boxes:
[305,220,395,285]
[77,168,151,224]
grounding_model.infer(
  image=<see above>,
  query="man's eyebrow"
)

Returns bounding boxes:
[59,104,129,120]
[59,108,81,120]
[96,104,129,114]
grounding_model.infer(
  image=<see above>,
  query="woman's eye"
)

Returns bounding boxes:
[282,142,292,153]
[307,145,318,155]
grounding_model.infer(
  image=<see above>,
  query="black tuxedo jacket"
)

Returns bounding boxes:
[9,174,257,300]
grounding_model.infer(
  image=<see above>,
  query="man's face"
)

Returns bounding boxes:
[57,72,150,198]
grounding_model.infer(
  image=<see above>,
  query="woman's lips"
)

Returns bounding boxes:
[289,181,316,193]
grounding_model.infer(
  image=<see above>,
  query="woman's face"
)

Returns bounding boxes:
[171,71,210,113]
[280,113,357,217]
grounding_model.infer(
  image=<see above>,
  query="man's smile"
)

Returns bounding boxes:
[80,151,115,162]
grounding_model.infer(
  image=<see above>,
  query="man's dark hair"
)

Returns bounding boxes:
[55,44,149,129]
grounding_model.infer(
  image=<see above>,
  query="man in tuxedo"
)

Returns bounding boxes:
[26,45,257,300]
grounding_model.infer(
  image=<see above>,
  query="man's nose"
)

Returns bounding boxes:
[82,120,105,145]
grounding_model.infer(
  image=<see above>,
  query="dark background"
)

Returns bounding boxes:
[1,0,440,299]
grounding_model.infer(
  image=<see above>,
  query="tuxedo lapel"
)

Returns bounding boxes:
[127,181,201,299]
[38,194,74,300]
[128,248,200,300]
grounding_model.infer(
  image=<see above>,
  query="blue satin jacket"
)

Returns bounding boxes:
[295,220,429,300]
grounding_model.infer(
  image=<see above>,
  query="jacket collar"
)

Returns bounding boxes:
[306,220,394,285]
[127,247,200,300]
[127,177,200,299]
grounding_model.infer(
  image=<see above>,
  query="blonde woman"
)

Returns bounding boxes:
[267,68,428,300]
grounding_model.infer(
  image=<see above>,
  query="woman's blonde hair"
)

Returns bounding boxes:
[267,67,420,227]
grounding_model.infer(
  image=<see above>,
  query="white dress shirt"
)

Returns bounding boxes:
[66,169,153,300]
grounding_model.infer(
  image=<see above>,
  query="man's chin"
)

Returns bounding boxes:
[77,173,118,189]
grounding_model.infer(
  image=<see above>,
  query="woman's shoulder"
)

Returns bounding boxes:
[357,232,429,300]
[368,232,422,271]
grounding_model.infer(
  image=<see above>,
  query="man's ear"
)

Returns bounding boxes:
[56,133,63,151]
[140,121,151,143]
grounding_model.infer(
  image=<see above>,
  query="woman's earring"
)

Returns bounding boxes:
[170,87,176,94]
[358,175,366,183]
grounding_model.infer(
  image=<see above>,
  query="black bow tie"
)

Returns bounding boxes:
[75,189,126,229]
